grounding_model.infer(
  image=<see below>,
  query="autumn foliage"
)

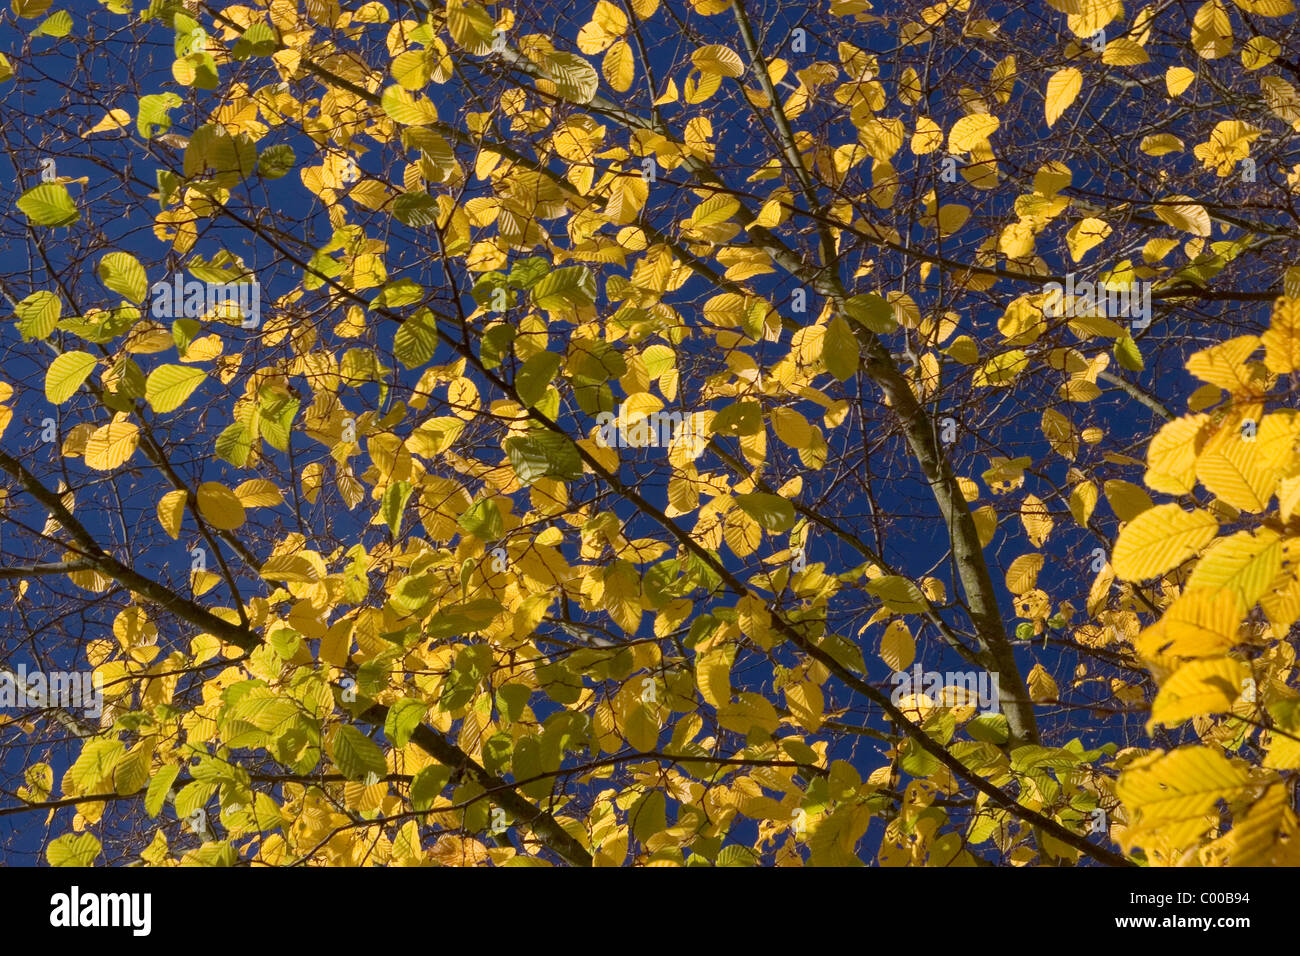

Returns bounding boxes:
[1,0,1299,866]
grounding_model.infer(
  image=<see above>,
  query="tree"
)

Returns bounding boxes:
[0,0,1297,866]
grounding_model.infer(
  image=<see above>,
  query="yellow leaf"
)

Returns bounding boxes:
[602,39,634,91]
[866,575,928,613]
[1192,0,1233,59]
[879,620,914,670]
[1195,409,1277,512]
[692,44,744,78]
[446,0,495,54]
[771,407,812,449]
[910,116,943,154]
[1137,587,1242,660]
[695,640,733,710]
[1139,133,1184,156]
[1112,504,1219,581]
[1044,67,1082,127]
[1184,528,1281,608]
[604,560,642,634]
[1005,554,1044,594]
[156,489,187,540]
[234,479,284,508]
[1065,217,1111,261]
[936,204,970,237]
[1166,66,1195,95]
[1145,414,1209,495]
[1068,481,1098,527]
[577,0,628,53]
[1242,35,1281,70]
[86,109,132,134]
[785,681,824,731]
[1117,747,1252,852]
[191,570,221,596]
[196,482,245,531]
[1020,493,1053,547]
[1027,663,1058,702]
[1236,0,1294,13]
[1153,194,1212,236]
[259,554,321,583]
[972,505,997,547]
[1102,37,1149,65]
[1067,0,1122,37]
[1148,656,1245,731]
[1187,335,1262,393]
[947,113,999,153]
[1262,296,1300,373]
[84,418,139,471]
[1104,478,1154,522]
[12,0,52,18]
[1264,734,1300,771]
[1223,784,1299,867]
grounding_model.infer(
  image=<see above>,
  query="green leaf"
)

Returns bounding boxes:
[393,308,439,369]
[480,324,516,370]
[865,575,929,613]
[155,168,180,210]
[256,386,298,452]
[471,272,513,310]
[215,421,253,466]
[231,21,277,58]
[734,492,796,533]
[58,305,137,344]
[183,124,256,182]
[497,684,531,723]
[145,764,181,817]
[508,256,550,289]
[410,764,452,811]
[842,293,896,333]
[716,844,760,866]
[97,251,148,303]
[380,480,414,535]
[515,350,562,407]
[172,317,200,353]
[137,92,183,138]
[709,400,762,437]
[967,713,1010,745]
[17,182,78,227]
[381,85,438,125]
[372,278,423,309]
[458,497,503,540]
[1114,334,1144,372]
[145,364,206,413]
[531,265,596,312]
[68,737,126,793]
[186,249,255,284]
[47,833,101,867]
[330,725,387,781]
[257,144,295,179]
[14,290,61,341]
[824,315,860,382]
[505,431,583,483]
[174,779,216,819]
[384,698,427,748]
[31,9,72,37]
[45,350,96,403]
[392,192,440,227]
